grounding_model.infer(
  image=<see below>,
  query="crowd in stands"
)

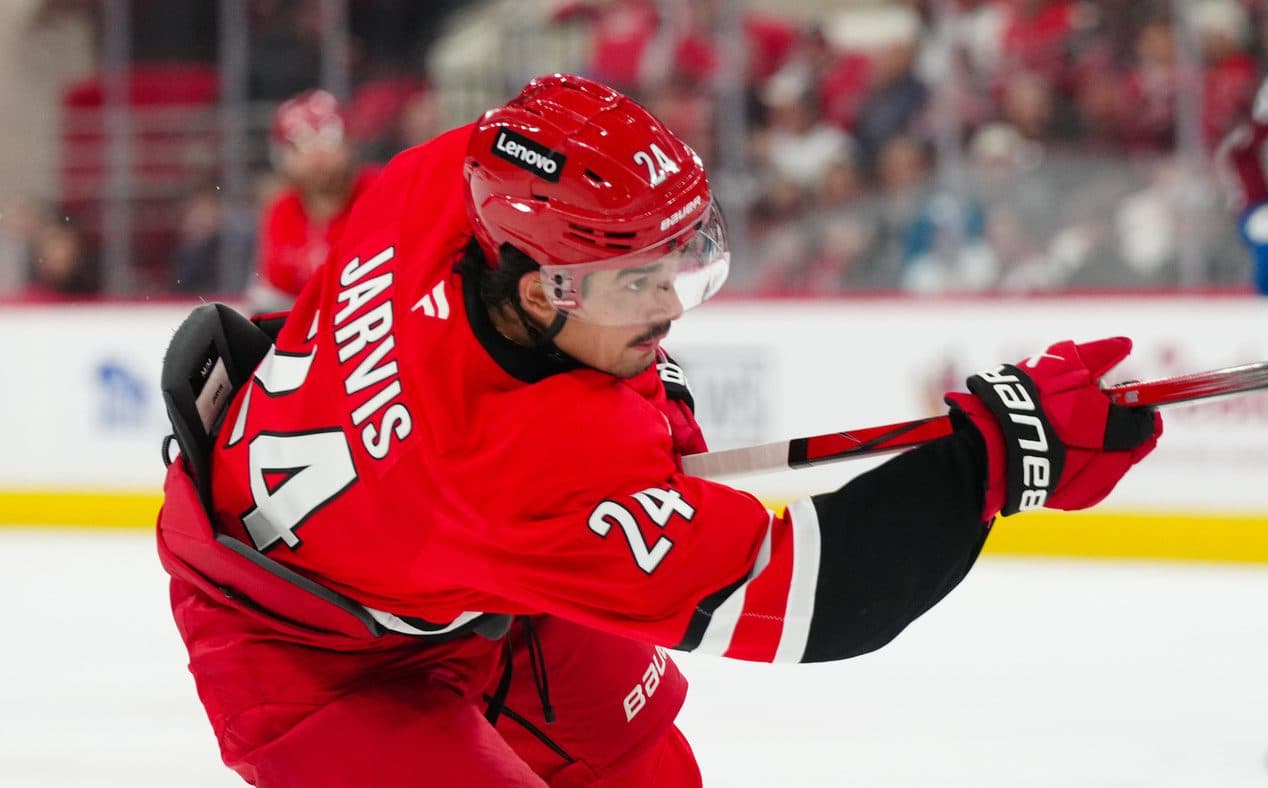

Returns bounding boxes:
[573,0,1260,294]
[1,0,1264,300]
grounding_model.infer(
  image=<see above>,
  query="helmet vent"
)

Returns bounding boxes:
[583,169,606,185]
[603,230,636,239]
[567,223,595,234]
[565,231,599,246]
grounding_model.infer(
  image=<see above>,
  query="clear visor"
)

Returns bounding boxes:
[539,201,730,326]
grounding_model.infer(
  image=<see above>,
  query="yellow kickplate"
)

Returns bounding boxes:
[0,491,162,529]
[3,491,1267,564]
[984,510,1268,564]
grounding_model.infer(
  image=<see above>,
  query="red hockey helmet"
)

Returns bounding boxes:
[270,89,347,150]
[464,74,729,325]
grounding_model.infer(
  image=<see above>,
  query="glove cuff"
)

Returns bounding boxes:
[944,391,1007,521]
[961,364,1068,516]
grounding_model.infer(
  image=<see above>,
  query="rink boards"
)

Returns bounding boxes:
[3,295,1267,562]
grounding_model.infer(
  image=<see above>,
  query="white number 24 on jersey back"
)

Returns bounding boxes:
[231,345,359,552]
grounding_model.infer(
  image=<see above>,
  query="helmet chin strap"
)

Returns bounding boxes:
[511,298,569,352]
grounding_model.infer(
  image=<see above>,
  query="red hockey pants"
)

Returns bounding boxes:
[171,580,702,787]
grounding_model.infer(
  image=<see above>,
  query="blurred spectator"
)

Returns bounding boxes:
[878,133,931,203]
[996,0,1090,88]
[0,196,53,296]
[999,71,1060,142]
[742,224,816,295]
[767,25,871,131]
[24,0,1266,298]
[748,174,810,243]
[249,89,379,312]
[583,0,660,93]
[248,0,322,101]
[870,134,997,293]
[745,13,801,85]
[817,155,866,209]
[1194,0,1257,143]
[755,77,856,192]
[643,76,716,167]
[578,0,796,94]
[1215,75,1268,293]
[1071,60,1131,147]
[1111,159,1181,285]
[852,32,930,172]
[1122,18,1178,150]
[351,77,446,163]
[966,123,1052,287]
[391,88,446,152]
[1035,184,1121,287]
[806,156,886,291]
[171,182,237,295]
[25,219,98,299]
[861,133,935,287]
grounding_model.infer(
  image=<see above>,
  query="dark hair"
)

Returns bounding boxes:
[459,237,566,348]
[458,237,540,310]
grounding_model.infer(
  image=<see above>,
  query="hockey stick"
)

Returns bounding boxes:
[681,360,1268,481]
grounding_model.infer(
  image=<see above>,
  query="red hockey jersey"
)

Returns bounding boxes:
[211,124,991,665]
[254,165,380,299]
[213,124,826,661]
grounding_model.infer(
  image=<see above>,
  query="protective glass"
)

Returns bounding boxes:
[539,201,730,326]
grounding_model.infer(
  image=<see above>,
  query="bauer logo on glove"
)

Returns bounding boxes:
[945,337,1163,520]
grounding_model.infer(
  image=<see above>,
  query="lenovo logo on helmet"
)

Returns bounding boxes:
[492,128,565,183]
[660,195,703,232]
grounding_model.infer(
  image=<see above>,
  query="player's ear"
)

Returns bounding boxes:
[517,269,558,323]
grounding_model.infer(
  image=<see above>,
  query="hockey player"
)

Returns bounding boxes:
[156,74,1162,786]
[248,89,379,312]
[1216,76,1268,294]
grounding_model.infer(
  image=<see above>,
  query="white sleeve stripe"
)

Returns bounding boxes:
[694,582,748,655]
[363,607,484,637]
[773,496,821,663]
[695,510,774,655]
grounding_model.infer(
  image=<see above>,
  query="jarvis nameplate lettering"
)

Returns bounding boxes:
[492,128,566,182]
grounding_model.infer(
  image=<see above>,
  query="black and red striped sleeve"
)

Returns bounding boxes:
[484,420,991,665]
[672,425,991,663]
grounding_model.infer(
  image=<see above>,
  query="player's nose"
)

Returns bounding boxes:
[649,284,684,322]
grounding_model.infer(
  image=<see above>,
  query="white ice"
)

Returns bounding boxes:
[2,528,1266,788]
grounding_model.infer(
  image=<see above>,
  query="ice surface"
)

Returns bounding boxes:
[3,528,1266,788]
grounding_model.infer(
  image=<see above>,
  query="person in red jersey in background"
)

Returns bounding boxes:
[248,88,379,312]
[1217,76,1268,295]
[156,74,1162,787]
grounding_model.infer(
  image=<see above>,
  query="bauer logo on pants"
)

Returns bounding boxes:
[492,128,566,182]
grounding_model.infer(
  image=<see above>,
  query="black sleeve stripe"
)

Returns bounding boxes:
[673,571,751,652]
[800,427,991,663]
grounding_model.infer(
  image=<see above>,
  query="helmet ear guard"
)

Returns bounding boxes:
[462,73,729,325]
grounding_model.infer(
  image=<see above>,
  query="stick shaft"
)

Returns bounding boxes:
[682,360,1268,481]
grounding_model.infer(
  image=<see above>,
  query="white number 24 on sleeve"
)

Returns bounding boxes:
[587,488,695,574]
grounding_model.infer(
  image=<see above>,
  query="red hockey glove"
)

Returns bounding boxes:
[657,351,708,459]
[945,337,1163,520]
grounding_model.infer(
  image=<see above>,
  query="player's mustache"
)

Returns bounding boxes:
[630,322,671,347]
